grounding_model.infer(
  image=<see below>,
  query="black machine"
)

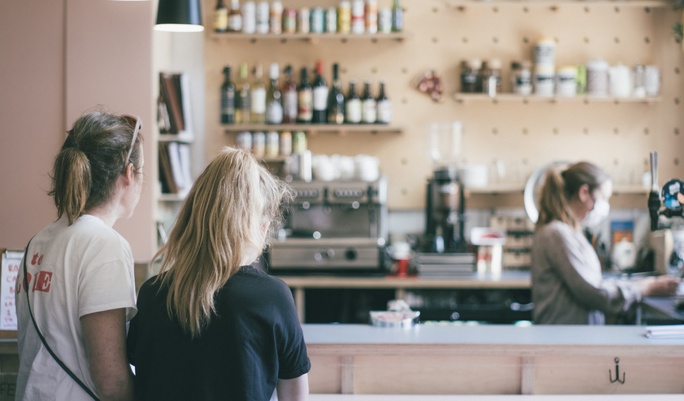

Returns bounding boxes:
[421,166,468,253]
[648,151,684,231]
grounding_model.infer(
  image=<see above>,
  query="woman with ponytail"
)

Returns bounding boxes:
[16,110,144,400]
[532,161,679,324]
[127,147,310,401]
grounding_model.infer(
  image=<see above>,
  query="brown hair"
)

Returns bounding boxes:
[154,147,293,338]
[536,161,609,229]
[49,111,143,224]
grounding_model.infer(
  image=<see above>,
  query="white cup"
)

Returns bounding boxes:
[355,155,380,182]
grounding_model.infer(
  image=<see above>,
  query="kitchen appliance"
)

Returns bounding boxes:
[268,178,388,274]
[420,122,468,253]
[422,167,467,253]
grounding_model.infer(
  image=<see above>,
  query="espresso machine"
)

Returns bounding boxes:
[267,178,388,274]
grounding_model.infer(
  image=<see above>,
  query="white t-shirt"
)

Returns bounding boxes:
[15,215,137,401]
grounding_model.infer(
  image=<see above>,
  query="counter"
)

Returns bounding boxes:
[280,272,531,322]
[303,324,684,395]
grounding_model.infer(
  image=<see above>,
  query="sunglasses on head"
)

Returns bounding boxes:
[122,115,142,167]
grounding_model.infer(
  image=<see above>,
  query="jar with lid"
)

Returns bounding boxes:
[481,58,502,97]
[586,59,609,97]
[556,66,577,97]
[510,61,532,96]
[460,59,481,93]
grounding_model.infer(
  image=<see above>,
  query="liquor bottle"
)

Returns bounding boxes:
[297,67,313,124]
[361,81,377,124]
[345,80,361,124]
[327,63,345,124]
[227,0,243,32]
[214,0,228,33]
[391,0,403,33]
[312,61,328,124]
[266,63,283,124]
[220,65,236,124]
[282,65,298,124]
[235,62,251,124]
[251,64,267,124]
[376,81,392,124]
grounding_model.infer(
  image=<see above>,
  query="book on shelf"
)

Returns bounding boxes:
[158,72,192,135]
[158,142,193,195]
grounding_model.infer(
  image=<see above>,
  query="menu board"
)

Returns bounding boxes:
[0,250,22,332]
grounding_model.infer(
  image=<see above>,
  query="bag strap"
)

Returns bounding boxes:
[22,240,101,401]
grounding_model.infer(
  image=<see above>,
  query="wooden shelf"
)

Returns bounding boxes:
[222,124,403,135]
[453,93,662,105]
[449,0,671,10]
[210,32,409,43]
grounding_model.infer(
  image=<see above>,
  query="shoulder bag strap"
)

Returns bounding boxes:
[22,240,101,401]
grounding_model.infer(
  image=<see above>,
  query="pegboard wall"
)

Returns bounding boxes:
[202,0,684,210]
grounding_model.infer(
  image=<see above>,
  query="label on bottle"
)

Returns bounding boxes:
[215,9,229,32]
[283,90,298,122]
[266,101,283,124]
[242,2,256,33]
[345,99,362,123]
[251,87,266,114]
[298,90,313,121]
[228,13,242,32]
[362,99,377,123]
[376,99,392,124]
[313,86,329,111]
[221,91,235,123]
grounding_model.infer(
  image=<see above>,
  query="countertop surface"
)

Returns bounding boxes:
[302,323,684,347]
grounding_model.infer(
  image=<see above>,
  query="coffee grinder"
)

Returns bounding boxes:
[422,122,467,253]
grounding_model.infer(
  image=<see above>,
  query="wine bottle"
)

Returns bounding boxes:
[251,64,266,124]
[345,80,361,124]
[227,0,243,32]
[376,81,392,124]
[220,65,236,124]
[214,0,228,33]
[282,65,298,124]
[266,63,283,124]
[235,62,251,124]
[312,61,329,124]
[297,67,313,124]
[327,63,345,124]
[361,81,377,124]
[391,0,403,33]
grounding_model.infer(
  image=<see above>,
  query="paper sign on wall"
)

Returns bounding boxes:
[1,250,23,331]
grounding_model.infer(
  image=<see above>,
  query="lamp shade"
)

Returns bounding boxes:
[155,0,204,32]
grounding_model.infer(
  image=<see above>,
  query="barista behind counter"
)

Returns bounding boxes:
[531,161,679,325]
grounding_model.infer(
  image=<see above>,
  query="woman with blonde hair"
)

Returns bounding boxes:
[127,147,310,401]
[532,161,679,325]
[16,111,144,400]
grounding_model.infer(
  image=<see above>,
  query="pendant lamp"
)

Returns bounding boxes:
[155,0,204,32]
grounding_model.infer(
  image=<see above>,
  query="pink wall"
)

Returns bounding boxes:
[0,0,155,262]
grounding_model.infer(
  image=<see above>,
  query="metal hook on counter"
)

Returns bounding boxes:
[609,357,626,384]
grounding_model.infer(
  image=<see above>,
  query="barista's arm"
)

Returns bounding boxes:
[544,226,629,314]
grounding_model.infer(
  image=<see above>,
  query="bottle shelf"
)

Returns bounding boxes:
[222,124,403,135]
[210,32,409,43]
[453,93,662,105]
[158,133,194,143]
[449,0,670,10]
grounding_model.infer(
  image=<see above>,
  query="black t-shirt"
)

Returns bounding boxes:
[127,266,310,401]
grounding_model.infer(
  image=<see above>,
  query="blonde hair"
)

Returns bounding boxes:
[49,111,143,224]
[154,147,293,338]
[536,161,609,229]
